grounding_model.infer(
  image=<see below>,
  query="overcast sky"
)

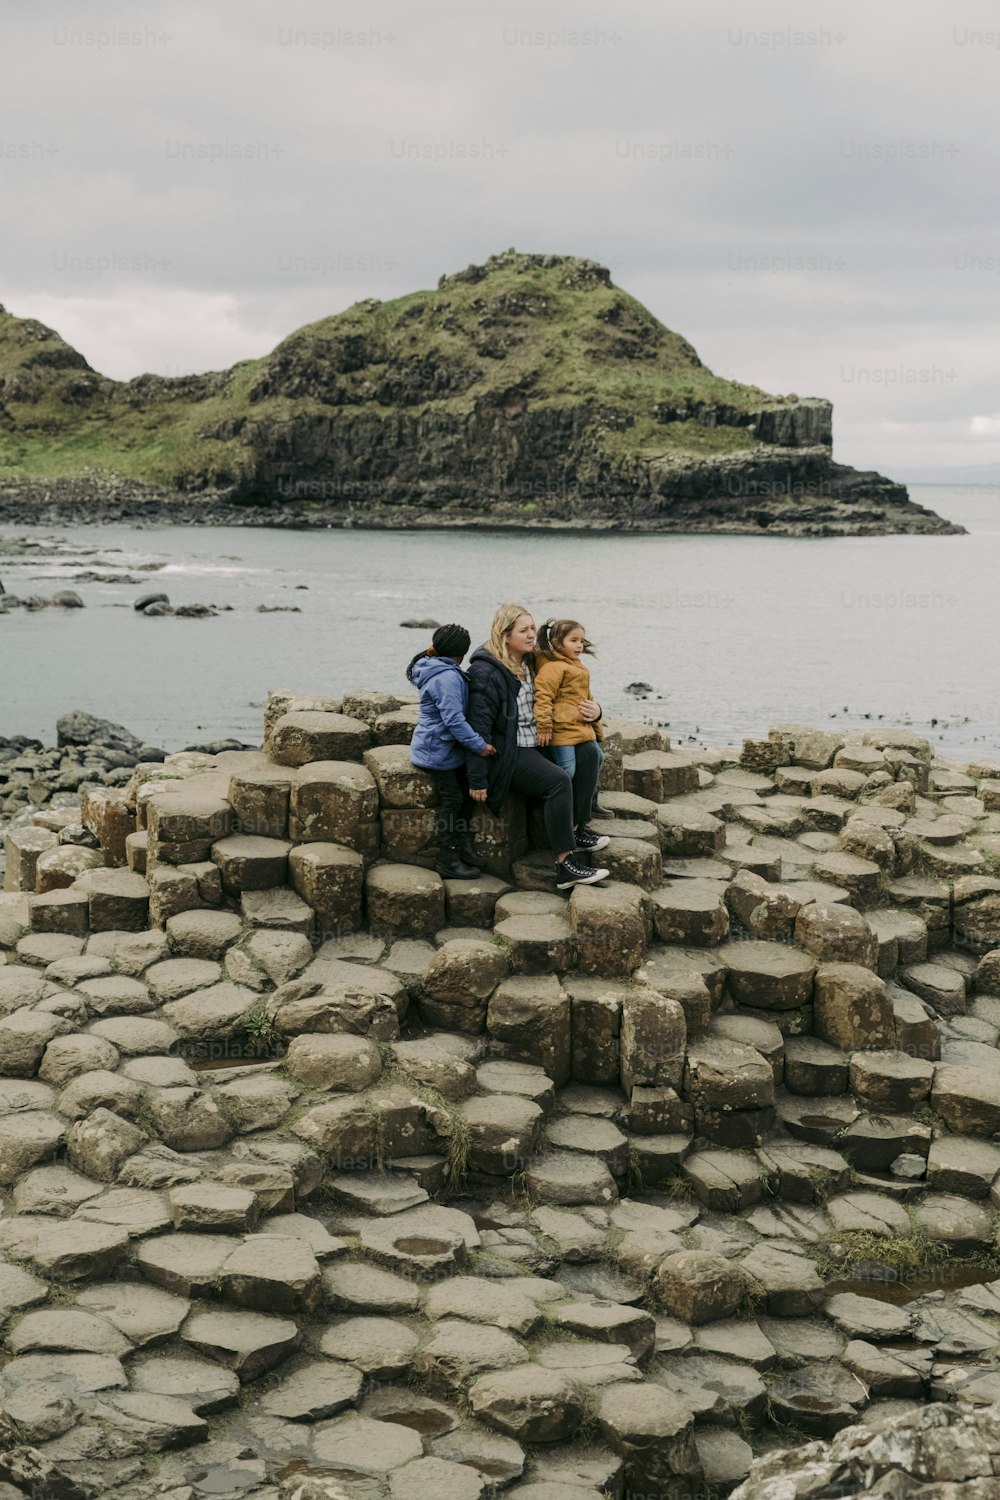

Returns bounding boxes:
[3,0,999,473]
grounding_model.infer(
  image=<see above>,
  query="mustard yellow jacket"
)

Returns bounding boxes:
[533,654,604,745]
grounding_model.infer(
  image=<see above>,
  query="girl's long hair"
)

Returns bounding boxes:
[536,618,596,660]
[487,603,534,677]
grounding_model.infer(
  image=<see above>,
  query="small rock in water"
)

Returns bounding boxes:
[400,618,440,629]
[134,592,169,612]
[56,711,141,751]
[625,681,653,696]
[73,570,141,584]
[52,591,84,608]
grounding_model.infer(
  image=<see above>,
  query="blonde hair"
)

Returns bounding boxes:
[488,603,535,677]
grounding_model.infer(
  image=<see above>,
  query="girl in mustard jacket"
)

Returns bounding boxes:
[534,618,607,831]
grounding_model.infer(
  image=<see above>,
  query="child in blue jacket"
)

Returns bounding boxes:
[408,624,495,880]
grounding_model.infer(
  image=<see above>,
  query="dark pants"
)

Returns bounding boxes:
[430,766,477,850]
[511,745,601,856]
[559,740,604,823]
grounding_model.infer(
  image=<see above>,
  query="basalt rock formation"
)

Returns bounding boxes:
[733,1401,1000,1499]
[0,250,962,535]
[2,691,1000,1496]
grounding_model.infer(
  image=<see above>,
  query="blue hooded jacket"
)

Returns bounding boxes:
[409,655,488,770]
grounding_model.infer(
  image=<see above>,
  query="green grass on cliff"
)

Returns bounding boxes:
[0,249,802,495]
[600,415,757,460]
[277,256,777,415]
[0,338,265,488]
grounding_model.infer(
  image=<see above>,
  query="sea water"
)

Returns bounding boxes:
[1,485,998,760]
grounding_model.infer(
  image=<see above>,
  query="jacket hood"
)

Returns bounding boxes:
[469,645,523,683]
[409,654,462,689]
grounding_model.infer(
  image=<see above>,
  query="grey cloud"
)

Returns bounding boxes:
[1,0,997,469]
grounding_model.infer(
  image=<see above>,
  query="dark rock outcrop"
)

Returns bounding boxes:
[0,253,963,536]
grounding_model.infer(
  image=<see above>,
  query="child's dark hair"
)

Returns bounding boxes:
[406,623,472,681]
[536,618,596,660]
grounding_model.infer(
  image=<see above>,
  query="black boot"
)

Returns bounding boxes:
[458,834,486,870]
[436,849,482,880]
[435,821,481,878]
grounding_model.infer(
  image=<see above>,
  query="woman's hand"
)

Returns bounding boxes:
[578,699,601,722]
[470,788,488,802]
[536,732,551,747]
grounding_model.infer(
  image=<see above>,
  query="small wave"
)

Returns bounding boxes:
[158,563,268,577]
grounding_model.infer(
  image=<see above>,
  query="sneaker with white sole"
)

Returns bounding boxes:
[574,826,610,853]
[555,854,610,890]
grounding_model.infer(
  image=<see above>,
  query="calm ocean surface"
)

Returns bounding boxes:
[2,485,998,761]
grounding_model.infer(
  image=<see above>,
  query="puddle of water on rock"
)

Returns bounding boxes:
[459,1458,513,1480]
[186,1053,284,1072]
[827,1262,996,1306]
[276,1460,383,1498]
[188,1467,262,1496]
[392,1237,451,1256]
[380,1410,454,1437]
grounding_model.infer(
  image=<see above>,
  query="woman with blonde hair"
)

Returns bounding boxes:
[465,604,609,890]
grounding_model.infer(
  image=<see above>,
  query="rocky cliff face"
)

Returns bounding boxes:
[733,1402,1000,1500]
[0,251,963,535]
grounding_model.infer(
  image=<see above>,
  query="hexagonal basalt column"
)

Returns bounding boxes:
[723,941,816,1012]
[365,864,445,940]
[289,761,379,855]
[269,711,371,767]
[289,841,364,936]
